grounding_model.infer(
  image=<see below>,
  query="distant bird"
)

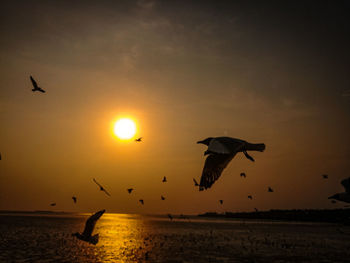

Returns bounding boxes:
[162,176,167,182]
[139,199,144,205]
[93,178,111,196]
[329,177,350,203]
[240,172,246,178]
[30,76,45,93]
[254,208,259,212]
[127,188,134,194]
[322,174,328,179]
[197,137,265,190]
[168,214,173,220]
[72,209,105,245]
[219,200,223,205]
[50,203,56,206]
[161,195,165,200]
[135,137,142,142]
[72,196,77,203]
[248,195,253,200]
[268,187,274,192]
[193,178,199,186]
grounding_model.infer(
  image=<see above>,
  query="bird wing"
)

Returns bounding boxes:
[193,178,199,185]
[30,76,38,88]
[199,153,236,190]
[37,87,45,93]
[341,178,350,193]
[93,178,102,188]
[82,210,105,237]
[103,188,111,196]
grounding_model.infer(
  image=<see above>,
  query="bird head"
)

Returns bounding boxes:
[197,137,214,146]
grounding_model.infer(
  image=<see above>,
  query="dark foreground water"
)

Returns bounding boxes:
[1,213,350,263]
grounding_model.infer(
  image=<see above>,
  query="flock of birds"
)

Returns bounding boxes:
[2,76,350,245]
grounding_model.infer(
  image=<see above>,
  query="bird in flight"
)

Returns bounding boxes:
[268,187,274,192]
[72,209,105,245]
[240,172,246,178]
[197,137,265,190]
[135,137,142,142]
[168,214,173,220]
[322,174,328,179]
[50,203,56,206]
[329,177,350,203]
[193,178,199,186]
[30,76,45,93]
[162,176,167,183]
[161,195,165,200]
[254,208,259,212]
[139,199,144,205]
[219,200,223,205]
[93,178,111,196]
[72,196,77,203]
[127,188,134,194]
[248,195,253,200]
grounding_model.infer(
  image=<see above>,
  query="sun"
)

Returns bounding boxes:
[113,118,136,140]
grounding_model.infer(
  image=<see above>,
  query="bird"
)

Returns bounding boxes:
[30,76,45,93]
[322,174,328,179]
[254,208,259,212]
[50,203,56,206]
[135,137,142,142]
[161,195,165,200]
[127,188,134,194]
[248,195,253,200]
[328,177,350,203]
[240,172,246,178]
[93,178,111,196]
[219,200,223,205]
[197,137,265,190]
[268,187,273,192]
[193,178,199,186]
[72,196,77,203]
[72,209,105,245]
[139,199,144,205]
[168,214,173,220]
[162,176,167,182]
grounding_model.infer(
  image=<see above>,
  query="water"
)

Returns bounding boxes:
[1,213,350,262]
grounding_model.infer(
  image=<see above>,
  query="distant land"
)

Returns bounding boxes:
[198,209,350,224]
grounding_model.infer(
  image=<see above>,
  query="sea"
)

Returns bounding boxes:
[1,212,350,262]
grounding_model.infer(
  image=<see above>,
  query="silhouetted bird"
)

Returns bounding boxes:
[240,172,246,178]
[135,137,142,142]
[268,187,273,192]
[50,203,56,206]
[162,176,167,182]
[248,195,253,200]
[72,196,77,203]
[197,137,265,190]
[193,178,199,186]
[254,208,258,212]
[139,199,144,205]
[127,188,134,194]
[93,178,111,196]
[219,200,223,205]
[72,209,105,245]
[168,214,173,220]
[161,195,165,200]
[30,76,45,93]
[329,177,350,203]
[322,174,328,179]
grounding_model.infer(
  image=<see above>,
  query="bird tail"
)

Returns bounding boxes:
[245,143,265,152]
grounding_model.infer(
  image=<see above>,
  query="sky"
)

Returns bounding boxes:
[1,0,350,214]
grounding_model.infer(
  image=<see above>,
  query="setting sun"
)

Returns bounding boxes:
[113,118,136,140]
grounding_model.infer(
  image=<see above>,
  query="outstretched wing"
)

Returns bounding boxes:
[341,177,350,193]
[199,153,236,190]
[30,76,38,88]
[93,178,102,188]
[82,209,105,237]
[193,178,199,186]
[102,188,111,196]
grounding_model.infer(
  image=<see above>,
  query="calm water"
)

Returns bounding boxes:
[1,213,350,263]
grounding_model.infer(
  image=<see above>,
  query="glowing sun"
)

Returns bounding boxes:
[114,118,136,139]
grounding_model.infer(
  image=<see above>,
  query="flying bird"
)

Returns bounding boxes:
[50,203,56,206]
[127,188,134,194]
[193,178,199,186]
[72,196,77,203]
[161,195,165,200]
[240,172,246,178]
[30,76,45,93]
[328,177,350,203]
[268,187,274,192]
[219,200,223,205]
[168,214,173,220]
[322,174,328,179]
[139,199,144,205]
[254,208,259,212]
[162,176,167,182]
[93,178,111,196]
[135,137,142,142]
[197,137,265,190]
[248,195,253,200]
[72,209,105,245]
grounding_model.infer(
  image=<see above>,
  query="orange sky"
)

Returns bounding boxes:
[1,1,350,214]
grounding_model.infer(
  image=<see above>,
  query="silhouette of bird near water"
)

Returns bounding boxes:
[72,196,77,203]
[248,195,253,200]
[268,187,273,192]
[127,188,134,194]
[219,200,223,205]
[197,137,265,190]
[72,209,105,245]
[322,174,328,179]
[30,76,45,93]
[50,203,56,206]
[161,195,165,200]
[139,199,144,205]
[93,178,111,196]
[240,172,246,178]
[162,176,167,182]
[329,177,350,203]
